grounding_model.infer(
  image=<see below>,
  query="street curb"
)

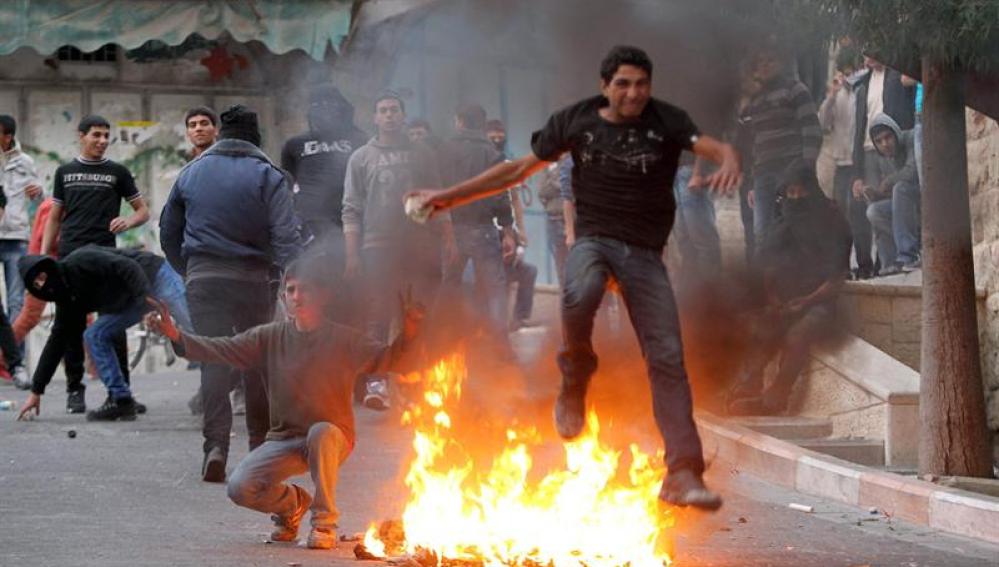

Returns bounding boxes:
[696,411,999,544]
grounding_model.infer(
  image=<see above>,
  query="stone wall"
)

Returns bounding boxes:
[968,111,999,433]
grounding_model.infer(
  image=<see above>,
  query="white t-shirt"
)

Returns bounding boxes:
[864,68,886,150]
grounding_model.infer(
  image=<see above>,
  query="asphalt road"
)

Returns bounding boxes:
[2,366,997,567]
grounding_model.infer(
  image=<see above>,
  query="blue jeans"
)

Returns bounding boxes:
[866,181,921,266]
[505,258,538,323]
[672,165,721,277]
[445,226,508,334]
[752,171,781,245]
[559,236,705,474]
[85,263,194,400]
[0,240,26,324]
[228,422,351,530]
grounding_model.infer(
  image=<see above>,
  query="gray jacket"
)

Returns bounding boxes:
[341,137,445,250]
[869,113,918,194]
[0,140,41,240]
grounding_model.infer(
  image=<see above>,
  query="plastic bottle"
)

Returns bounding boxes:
[0,400,16,411]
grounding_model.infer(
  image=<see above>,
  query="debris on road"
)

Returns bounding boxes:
[67,429,77,439]
[788,503,814,513]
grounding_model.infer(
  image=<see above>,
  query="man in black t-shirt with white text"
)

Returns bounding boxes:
[409,46,741,511]
[38,115,150,414]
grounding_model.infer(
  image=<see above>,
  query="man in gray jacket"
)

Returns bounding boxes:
[0,115,42,379]
[863,113,920,275]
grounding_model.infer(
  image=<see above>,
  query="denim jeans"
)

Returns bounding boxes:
[672,165,721,277]
[752,171,781,246]
[545,215,569,286]
[505,258,538,323]
[84,264,195,400]
[832,165,874,272]
[444,226,508,334]
[227,422,351,530]
[732,302,836,404]
[739,176,756,267]
[0,239,26,322]
[558,236,705,474]
[866,180,921,266]
[187,277,273,455]
[914,118,923,187]
[364,244,442,344]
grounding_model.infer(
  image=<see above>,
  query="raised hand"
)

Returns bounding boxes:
[144,297,180,342]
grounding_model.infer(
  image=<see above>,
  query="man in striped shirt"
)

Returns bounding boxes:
[744,46,822,242]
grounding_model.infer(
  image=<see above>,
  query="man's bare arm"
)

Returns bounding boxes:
[414,154,550,213]
[691,135,742,194]
[110,196,150,234]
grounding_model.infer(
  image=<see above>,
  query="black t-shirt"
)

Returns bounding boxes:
[52,157,140,256]
[531,95,699,250]
[281,129,368,227]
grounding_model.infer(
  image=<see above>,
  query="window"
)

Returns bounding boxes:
[56,44,119,63]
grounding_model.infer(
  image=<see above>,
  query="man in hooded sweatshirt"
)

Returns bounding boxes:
[160,105,303,483]
[15,246,191,421]
[727,162,852,416]
[862,113,921,275]
[282,85,368,247]
[342,92,456,346]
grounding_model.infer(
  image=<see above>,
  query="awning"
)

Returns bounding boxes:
[0,0,354,60]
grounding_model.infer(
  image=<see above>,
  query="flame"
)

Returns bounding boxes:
[365,353,673,566]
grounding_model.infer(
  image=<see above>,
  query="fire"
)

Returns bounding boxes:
[363,354,674,566]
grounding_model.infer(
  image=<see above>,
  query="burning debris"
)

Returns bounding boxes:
[360,354,675,567]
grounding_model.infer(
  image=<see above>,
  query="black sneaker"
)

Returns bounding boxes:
[659,469,723,511]
[67,389,86,414]
[202,446,227,483]
[86,397,137,422]
[553,381,587,440]
[134,400,147,415]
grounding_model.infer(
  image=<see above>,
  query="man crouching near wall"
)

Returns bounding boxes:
[145,257,424,549]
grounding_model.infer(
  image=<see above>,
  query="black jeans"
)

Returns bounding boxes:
[833,164,874,273]
[558,236,705,475]
[732,302,836,404]
[187,278,272,456]
[0,297,21,370]
[32,304,128,395]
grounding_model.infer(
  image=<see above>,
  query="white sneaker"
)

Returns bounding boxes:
[12,366,31,391]
[363,376,391,411]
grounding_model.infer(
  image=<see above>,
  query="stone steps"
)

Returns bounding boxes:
[791,437,887,467]
[732,416,886,467]
[728,416,833,440]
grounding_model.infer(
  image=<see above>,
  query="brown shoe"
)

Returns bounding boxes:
[659,469,723,511]
[270,486,312,542]
[306,527,337,550]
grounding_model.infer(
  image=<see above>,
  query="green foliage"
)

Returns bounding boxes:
[773,0,999,72]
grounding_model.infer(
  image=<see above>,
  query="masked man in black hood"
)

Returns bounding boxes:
[281,85,368,248]
[727,162,852,416]
[15,246,191,422]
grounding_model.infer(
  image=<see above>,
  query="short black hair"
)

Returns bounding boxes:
[455,104,487,131]
[835,45,860,73]
[407,119,431,132]
[485,119,506,133]
[78,115,110,135]
[184,106,218,127]
[373,90,405,113]
[0,115,15,137]
[600,45,653,83]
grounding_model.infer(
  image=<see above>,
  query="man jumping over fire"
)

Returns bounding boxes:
[408,45,741,511]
